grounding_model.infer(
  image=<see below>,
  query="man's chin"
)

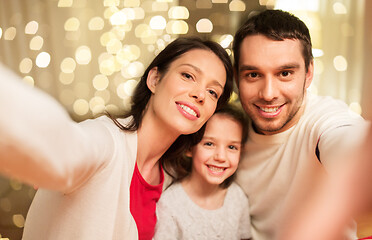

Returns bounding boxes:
[253,121,285,135]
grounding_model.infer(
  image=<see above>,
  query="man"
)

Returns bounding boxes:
[233,9,369,240]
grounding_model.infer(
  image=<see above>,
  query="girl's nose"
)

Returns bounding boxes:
[214,149,226,162]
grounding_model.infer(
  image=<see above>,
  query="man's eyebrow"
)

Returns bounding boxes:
[239,65,259,72]
[239,63,301,72]
[278,63,301,69]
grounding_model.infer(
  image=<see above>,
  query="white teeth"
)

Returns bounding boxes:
[208,165,224,172]
[179,104,197,117]
[260,107,279,113]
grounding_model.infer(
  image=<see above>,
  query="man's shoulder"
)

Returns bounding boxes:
[304,93,363,123]
[307,94,349,111]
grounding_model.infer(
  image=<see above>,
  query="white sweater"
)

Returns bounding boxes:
[0,64,139,239]
[236,92,368,240]
[154,182,251,240]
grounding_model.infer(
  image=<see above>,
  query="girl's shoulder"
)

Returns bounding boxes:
[226,182,249,204]
[157,182,186,213]
[159,182,183,200]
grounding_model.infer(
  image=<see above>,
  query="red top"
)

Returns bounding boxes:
[130,162,164,240]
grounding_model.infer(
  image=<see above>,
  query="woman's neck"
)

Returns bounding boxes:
[136,113,179,185]
[181,174,227,210]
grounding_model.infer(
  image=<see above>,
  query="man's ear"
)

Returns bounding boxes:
[147,67,160,93]
[233,68,240,96]
[305,60,314,89]
[233,67,239,89]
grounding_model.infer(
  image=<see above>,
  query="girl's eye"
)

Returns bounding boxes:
[228,145,238,150]
[204,142,213,147]
[208,89,218,99]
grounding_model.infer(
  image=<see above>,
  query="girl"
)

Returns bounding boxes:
[0,37,233,240]
[155,104,252,240]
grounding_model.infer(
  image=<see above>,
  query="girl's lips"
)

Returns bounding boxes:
[207,164,226,176]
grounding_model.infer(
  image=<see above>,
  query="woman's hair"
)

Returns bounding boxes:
[167,103,249,189]
[108,36,234,174]
[109,36,233,131]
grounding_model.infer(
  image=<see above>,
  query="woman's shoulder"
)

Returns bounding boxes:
[80,115,135,137]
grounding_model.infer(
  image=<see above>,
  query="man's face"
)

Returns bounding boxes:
[237,35,313,135]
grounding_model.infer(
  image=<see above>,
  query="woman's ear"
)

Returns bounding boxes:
[185,149,193,158]
[147,67,160,94]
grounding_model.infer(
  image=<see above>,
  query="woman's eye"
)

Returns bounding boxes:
[208,90,218,98]
[182,73,193,80]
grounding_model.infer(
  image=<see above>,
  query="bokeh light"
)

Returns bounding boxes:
[4,27,17,40]
[333,55,348,72]
[196,18,213,33]
[30,36,44,50]
[35,52,51,68]
[25,21,39,34]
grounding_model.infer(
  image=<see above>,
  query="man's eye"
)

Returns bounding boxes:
[249,72,258,78]
[281,71,290,77]
[243,72,259,79]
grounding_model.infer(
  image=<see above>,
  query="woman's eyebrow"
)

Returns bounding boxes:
[179,63,224,90]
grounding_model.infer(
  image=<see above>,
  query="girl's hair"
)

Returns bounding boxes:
[108,36,234,173]
[167,103,249,189]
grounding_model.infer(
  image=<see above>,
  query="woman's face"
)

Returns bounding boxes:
[147,49,227,135]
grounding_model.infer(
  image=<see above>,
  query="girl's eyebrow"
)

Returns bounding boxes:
[202,136,242,144]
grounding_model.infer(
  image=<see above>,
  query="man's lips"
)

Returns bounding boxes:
[256,104,284,118]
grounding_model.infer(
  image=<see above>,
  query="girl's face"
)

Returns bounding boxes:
[188,114,243,186]
[146,49,227,136]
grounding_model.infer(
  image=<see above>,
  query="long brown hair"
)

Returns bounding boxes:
[108,36,234,174]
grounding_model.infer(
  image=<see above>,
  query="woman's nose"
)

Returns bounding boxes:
[190,85,205,103]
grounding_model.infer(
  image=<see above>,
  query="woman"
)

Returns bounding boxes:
[0,37,233,240]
